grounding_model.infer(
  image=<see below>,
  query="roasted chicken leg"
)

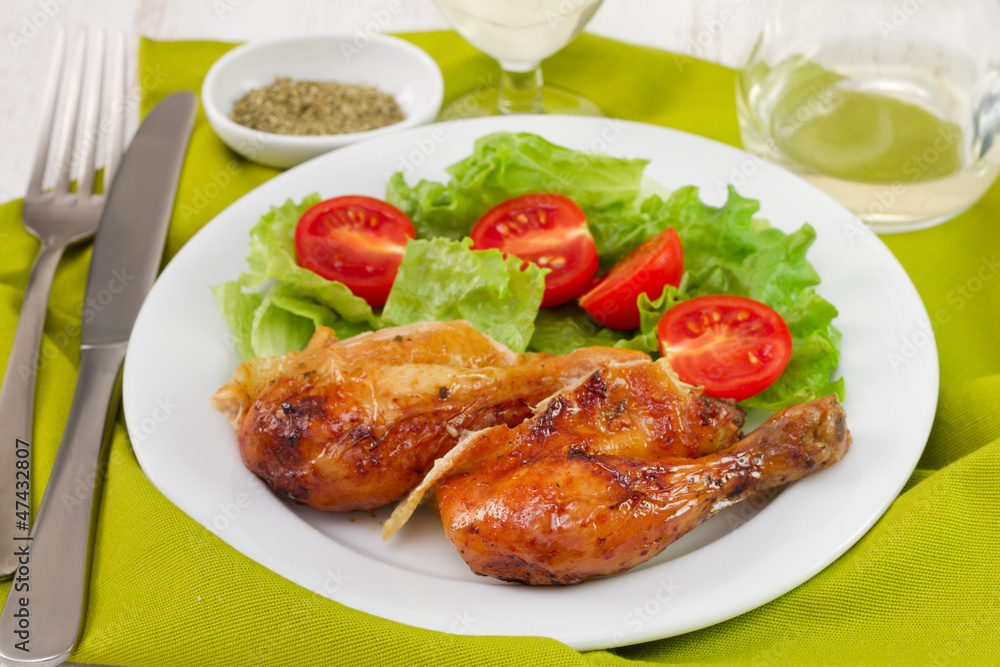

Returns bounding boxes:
[386,358,849,585]
[211,320,650,511]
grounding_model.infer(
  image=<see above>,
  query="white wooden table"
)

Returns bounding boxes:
[0,0,767,205]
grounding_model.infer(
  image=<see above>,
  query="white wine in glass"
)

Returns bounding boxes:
[436,0,605,118]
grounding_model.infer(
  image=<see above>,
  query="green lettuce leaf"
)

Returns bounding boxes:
[211,281,372,361]
[528,304,625,355]
[247,284,338,359]
[615,283,689,353]
[382,237,545,352]
[211,281,263,360]
[386,132,647,240]
[384,174,466,240]
[586,195,675,270]
[240,195,377,327]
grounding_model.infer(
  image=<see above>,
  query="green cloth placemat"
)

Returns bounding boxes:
[2,30,999,667]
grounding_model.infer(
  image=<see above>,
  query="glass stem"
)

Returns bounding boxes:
[498,63,544,115]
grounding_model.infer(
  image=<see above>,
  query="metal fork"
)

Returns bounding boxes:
[0,28,127,578]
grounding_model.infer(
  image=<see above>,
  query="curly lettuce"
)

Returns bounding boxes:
[386,132,647,240]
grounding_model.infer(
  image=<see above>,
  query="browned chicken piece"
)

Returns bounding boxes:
[385,358,849,585]
[384,357,747,534]
[211,320,651,512]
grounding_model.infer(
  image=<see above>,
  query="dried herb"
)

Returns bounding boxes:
[230,76,405,135]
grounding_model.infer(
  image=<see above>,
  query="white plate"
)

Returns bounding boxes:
[123,116,938,650]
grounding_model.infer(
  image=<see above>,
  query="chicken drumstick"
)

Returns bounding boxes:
[386,358,849,585]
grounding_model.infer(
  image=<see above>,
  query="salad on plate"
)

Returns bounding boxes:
[212,131,843,411]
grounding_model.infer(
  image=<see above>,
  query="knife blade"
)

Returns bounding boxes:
[0,91,197,667]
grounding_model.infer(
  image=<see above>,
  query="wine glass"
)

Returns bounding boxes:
[435,0,606,118]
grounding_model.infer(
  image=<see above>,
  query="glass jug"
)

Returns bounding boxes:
[737,0,1000,232]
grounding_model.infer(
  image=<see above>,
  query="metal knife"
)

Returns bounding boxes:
[0,91,197,667]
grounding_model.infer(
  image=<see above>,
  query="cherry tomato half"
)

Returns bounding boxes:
[657,294,793,401]
[294,195,415,307]
[578,228,684,330]
[470,193,599,308]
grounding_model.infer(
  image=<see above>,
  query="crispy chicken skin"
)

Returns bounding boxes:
[211,320,649,511]
[386,359,849,585]
[383,357,747,535]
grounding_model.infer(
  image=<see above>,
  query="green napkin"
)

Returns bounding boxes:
[1,30,998,667]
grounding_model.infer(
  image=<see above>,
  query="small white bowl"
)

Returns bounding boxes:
[202,34,444,169]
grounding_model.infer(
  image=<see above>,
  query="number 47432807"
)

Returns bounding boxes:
[14,439,29,533]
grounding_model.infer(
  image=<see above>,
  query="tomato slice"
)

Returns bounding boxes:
[294,195,415,307]
[469,194,598,308]
[578,228,684,330]
[656,294,792,401]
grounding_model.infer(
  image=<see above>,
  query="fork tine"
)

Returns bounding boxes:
[52,28,88,198]
[103,31,127,191]
[27,29,67,197]
[75,30,105,199]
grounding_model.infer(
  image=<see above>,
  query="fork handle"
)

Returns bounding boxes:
[0,342,124,667]
[0,242,65,578]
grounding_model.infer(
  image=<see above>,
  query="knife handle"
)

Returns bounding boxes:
[0,243,65,579]
[0,342,124,667]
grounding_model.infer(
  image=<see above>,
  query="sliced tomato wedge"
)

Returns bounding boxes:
[578,228,684,330]
[294,195,415,307]
[657,294,792,401]
[469,193,598,308]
